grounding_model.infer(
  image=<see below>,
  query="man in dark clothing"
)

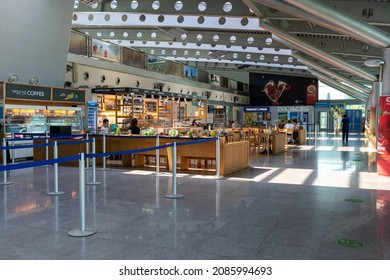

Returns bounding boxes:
[341,114,350,143]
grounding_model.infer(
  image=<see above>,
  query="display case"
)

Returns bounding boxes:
[214,108,226,128]
[4,104,85,135]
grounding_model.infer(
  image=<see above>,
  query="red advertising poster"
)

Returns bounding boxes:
[377,95,390,176]
[306,83,317,105]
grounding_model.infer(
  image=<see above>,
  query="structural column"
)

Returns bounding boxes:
[0,0,74,87]
[377,48,390,176]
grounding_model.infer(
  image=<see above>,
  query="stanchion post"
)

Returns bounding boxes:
[47,141,65,196]
[315,124,319,139]
[85,134,90,169]
[156,135,160,173]
[42,131,52,167]
[0,138,14,185]
[87,138,101,185]
[68,153,97,237]
[101,134,109,170]
[215,136,225,180]
[165,142,183,199]
[11,132,15,164]
[45,131,49,161]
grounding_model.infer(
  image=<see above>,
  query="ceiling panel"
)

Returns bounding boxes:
[72,0,390,101]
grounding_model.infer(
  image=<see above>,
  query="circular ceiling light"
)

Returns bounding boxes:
[8,74,19,83]
[223,2,232,12]
[29,76,39,85]
[198,2,207,12]
[152,1,160,10]
[110,0,118,9]
[131,1,138,9]
[174,1,183,11]
[91,1,99,9]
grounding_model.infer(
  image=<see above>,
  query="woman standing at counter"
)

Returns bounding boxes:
[129,118,141,135]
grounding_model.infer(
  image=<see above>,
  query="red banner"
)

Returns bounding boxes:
[377,95,390,176]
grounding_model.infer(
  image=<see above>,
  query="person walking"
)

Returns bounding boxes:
[341,114,350,143]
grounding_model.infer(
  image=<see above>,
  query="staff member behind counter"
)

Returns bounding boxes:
[100,119,110,134]
[129,118,141,134]
[191,119,204,127]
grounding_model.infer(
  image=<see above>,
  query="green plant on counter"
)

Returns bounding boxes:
[169,128,179,137]
[142,127,155,136]
[210,130,217,137]
[187,130,193,138]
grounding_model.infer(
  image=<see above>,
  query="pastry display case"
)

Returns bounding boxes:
[4,104,85,136]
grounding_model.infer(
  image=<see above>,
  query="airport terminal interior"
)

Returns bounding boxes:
[1,132,390,260]
[2,0,390,262]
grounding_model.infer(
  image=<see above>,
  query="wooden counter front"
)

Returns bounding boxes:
[33,138,87,166]
[92,135,249,176]
[271,133,286,155]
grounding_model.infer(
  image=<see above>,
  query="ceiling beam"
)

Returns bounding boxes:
[263,22,377,82]
[283,0,390,49]
[310,69,368,102]
[293,52,371,94]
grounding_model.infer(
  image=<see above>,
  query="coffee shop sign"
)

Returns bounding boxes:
[12,89,45,97]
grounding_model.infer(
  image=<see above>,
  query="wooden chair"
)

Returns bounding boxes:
[258,132,270,155]
[249,128,259,148]
[278,128,288,146]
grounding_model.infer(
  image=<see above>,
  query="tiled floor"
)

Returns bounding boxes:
[1,132,390,260]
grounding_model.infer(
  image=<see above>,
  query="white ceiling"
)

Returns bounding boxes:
[71,0,390,101]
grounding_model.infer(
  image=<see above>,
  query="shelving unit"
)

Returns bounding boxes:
[158,98,173,127]
[214,108,226,128]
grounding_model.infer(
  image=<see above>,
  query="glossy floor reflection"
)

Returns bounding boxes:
[1,132,390,259]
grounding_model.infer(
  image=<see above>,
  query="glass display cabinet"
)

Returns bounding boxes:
[4,104,85,136]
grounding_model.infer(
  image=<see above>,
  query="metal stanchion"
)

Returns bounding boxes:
[42,131,52,167]
[85,134,90,169]
[156,135,160,174]
[11,133,15,165]
[87,138,101,185]
[165,142,183,199]
[68,153,97,237]
[0,139,14,185]
[47,141,65,196]
[215,137,225,180]
[315,124,319,139]
[100,134,109,170]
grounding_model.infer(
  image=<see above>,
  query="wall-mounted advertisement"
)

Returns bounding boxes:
[377,95,390,176]
[69,31,87,56]
[249,73,318,106]
[91,38,120,62]
[197,69,209,83]
[148,55,166,73]
[166,60,184,77]
[229,79,237,90]
[122,47,145,69]
[210,74,220,86]
[184,66,197,79]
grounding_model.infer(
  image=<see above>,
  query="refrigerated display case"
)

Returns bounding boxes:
[4,104,85,136]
